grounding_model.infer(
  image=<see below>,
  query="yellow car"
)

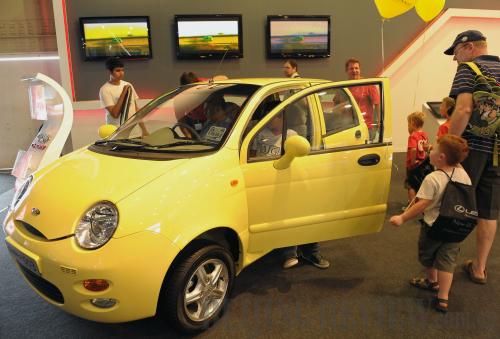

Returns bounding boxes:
[3,77,392,332]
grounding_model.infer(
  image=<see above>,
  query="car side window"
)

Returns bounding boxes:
[243,88,303,140]
[319,83,382,149]
[248,97,314,161]
[348,83,382,143]
[318,88,359,135]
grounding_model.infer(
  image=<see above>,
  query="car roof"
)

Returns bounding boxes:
[202,78,331,86]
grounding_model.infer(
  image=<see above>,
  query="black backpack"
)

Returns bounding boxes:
[427,168,478,243]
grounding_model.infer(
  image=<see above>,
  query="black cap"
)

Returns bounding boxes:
[444,30,486,55]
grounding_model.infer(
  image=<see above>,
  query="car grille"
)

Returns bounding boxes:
[18,264,64,304]
[17,221,48,240]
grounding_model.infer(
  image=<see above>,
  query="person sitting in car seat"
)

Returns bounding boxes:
[200,98,235,143]
[251,112,297,157]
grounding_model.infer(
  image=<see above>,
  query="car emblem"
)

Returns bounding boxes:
[36,133,50,144]
[31,208,40,216]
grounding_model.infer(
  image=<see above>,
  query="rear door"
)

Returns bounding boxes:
[240,78,392,253]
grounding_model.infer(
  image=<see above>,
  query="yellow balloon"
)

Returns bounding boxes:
[374,0,417,19]
[415,0,445,22]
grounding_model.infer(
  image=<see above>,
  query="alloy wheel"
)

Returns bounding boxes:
[183,258,229,322]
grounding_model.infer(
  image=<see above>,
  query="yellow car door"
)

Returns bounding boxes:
[240,78,392,253]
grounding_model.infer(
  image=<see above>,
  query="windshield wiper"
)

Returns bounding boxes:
[94,139,214,152]
[150,140,215,148]
[94,138,150,146]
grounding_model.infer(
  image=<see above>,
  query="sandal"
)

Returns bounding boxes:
[409,277,439,291]
[432,297,448,313]
[462,260,487,284]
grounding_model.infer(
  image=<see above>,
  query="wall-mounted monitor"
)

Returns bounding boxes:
[79,16,152,60]
[174,14,243,59]
[267,15,330,59]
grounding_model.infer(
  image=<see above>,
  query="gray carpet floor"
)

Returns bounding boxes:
[0,153,499,338]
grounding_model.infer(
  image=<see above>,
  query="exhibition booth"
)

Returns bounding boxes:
[1,3,499,167]
[1,0,500,337]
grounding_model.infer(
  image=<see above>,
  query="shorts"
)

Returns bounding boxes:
[418,223,460,273]
[462,150,500,220]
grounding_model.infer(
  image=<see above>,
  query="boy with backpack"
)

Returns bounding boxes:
[390,135,472,313]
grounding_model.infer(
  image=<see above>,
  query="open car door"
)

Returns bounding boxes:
[240,78,393,253]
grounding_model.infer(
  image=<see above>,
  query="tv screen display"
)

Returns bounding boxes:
[80,16,152,60]
[267,15,330,59]
[175,15,243,59]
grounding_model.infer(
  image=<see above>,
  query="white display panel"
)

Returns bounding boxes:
[12,73,73,187]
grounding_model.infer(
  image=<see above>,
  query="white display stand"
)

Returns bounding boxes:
[12,73,73,187]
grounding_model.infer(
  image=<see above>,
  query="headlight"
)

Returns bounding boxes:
[10,176,33,211]
[75,202,119,249]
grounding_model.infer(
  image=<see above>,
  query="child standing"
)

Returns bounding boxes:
[437,97,455,138]
[405,111,429,204]
[390,134,471,313]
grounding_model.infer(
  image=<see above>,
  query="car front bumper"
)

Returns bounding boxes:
[4,215,180,323]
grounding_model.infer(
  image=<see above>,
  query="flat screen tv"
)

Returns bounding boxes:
[79,16,152,60]
[174,14,243,59]
[267,15,330,59]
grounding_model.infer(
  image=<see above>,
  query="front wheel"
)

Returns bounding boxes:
[162,244,235,333]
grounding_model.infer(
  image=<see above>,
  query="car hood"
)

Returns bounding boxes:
[14,148,188,240]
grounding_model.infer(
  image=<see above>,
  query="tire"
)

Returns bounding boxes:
[162,244,235,333]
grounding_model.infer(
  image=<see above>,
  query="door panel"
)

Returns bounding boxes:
[241,79,392,253]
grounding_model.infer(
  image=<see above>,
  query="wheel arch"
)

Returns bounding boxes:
[157,227,242,312]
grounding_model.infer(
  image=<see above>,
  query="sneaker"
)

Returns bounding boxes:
[300,253,330,269]
[283,256,299,269]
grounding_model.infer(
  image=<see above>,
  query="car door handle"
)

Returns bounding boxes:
[358,153,380,166]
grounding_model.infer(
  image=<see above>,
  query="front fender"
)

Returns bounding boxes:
[114,149,248,252]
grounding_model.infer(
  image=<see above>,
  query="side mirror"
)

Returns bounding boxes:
[98,124,118,139]
[273,135,311,170]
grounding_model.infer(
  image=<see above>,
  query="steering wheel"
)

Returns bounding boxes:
[172,122,202,141]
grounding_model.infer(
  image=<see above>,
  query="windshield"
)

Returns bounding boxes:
[95,83,259,153]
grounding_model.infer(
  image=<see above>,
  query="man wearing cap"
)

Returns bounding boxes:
[446,30,500,285]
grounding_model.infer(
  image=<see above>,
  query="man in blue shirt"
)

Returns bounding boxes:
[447,30,500,285]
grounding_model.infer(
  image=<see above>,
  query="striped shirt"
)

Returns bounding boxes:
[449,55,500,154]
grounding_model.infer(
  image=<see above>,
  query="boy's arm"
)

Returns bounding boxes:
[390,198,432,226]
[401,199,432,221]
[106,85,131,119]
